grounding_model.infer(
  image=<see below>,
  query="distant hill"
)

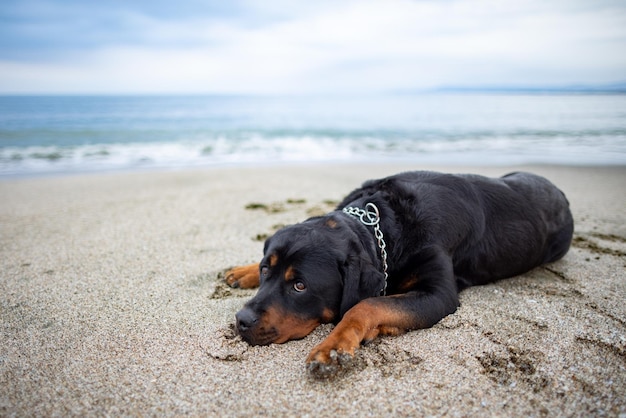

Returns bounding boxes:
[428,82,626,94]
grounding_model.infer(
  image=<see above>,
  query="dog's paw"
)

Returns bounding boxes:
[306,349,354,379]
[306,334,359,378]
[225,263,260,289]
[305,323,363,378]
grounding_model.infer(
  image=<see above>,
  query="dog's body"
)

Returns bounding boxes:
[226,171,573,377]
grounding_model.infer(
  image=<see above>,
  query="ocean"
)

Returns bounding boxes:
[1,94,625,177]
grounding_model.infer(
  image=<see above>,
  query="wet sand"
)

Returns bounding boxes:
[1,164,625,416]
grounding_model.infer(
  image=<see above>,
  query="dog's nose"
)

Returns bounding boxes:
[235,307,258,333]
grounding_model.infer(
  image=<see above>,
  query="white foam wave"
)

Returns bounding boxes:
[1,132,625,177]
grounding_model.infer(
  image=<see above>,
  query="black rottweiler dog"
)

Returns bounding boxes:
[225,171,573,377]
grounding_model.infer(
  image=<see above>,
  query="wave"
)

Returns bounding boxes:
[2,130,625,177]
[2,94,626,176]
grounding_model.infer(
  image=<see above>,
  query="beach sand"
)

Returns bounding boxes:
[1,164,625,417]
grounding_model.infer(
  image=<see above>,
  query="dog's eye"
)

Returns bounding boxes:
[293,281,306,292]
[261,267,269,278]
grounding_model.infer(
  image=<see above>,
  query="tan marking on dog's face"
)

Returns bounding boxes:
[321,307,336,323]
[269,253,279,267]
[284,265,295,281]
[263,305,320,344]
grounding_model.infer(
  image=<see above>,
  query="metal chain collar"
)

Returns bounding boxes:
[342,202,389,295]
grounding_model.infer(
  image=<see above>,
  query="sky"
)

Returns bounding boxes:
[0,0,625,95]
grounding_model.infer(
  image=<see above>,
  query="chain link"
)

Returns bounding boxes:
[342,202,389,295]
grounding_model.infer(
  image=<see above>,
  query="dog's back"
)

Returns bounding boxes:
[454,171,573,284]
[500,172,574,262]
[344,170,573,286]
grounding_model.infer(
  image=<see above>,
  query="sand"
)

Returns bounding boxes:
[1,164,625,417]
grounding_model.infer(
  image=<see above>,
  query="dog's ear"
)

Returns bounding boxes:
[339,254,384,318]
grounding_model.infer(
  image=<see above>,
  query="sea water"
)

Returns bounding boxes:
[1,94,625,177]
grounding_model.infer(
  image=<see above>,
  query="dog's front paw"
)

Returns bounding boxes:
[306,348,354,378]
[225,263,260,289]
[306,332,361,378]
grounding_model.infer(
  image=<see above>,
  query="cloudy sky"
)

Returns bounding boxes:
[1,0,625,95]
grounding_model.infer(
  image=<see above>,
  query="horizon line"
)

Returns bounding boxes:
[1,82,626,97]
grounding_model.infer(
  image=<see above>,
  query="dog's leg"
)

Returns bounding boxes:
[307,248,459,378]
[225,263,260,288]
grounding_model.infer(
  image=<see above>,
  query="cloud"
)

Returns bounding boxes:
[0,0,625,94]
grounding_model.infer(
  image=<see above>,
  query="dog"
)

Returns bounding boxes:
[225,171,573,377]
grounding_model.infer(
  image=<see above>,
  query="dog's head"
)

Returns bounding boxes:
[235,213,384,345]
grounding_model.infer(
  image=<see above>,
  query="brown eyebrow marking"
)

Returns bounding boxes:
[269,253,279,267]
[284,265,295,281]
